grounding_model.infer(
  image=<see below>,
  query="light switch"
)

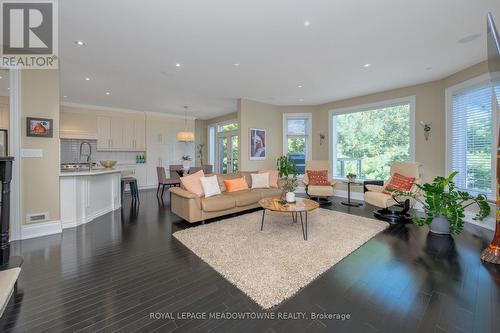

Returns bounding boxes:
[21,148,43,158]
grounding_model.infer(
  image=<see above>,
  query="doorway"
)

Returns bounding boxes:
[210,121,239,174]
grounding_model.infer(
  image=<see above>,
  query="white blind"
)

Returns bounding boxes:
[450,85,493,195]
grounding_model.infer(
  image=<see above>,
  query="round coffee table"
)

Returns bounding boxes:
[259,197,319,240]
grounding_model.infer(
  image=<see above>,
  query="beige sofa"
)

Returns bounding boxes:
[170,171,282,223]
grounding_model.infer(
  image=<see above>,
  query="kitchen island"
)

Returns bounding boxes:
[60,169,121,229]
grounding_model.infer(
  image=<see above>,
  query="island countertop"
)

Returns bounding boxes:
[59,169,122,177]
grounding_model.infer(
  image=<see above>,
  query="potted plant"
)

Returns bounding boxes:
[346,173,357,182]
[196,144,204,166]
[391,171,491,235]
[181,155,191,170]
[277,155,298,202]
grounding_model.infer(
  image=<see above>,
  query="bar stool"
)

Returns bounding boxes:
[121,176,139,203]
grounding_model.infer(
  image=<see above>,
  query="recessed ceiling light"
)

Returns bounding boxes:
[7,88,10,90]
[303,20,311,27]
[0,76,2,79]
[63,95,67,98]
[233,63,240,67]
[363,63,372,68]
[458,33,481,44]
[298,98,304,102]
[105,92,111,95]
[175,63,182,67]
[426,66,433,70]
[85,77,90,81]
[298,85,303,88]
[74,40,86,46]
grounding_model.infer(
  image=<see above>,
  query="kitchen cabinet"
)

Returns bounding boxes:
[96,115,146,151]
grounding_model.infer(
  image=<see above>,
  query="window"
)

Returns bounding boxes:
[283,114,312,174]
[447,79,498,198]
[330,98,414,180]
[217,122,238,132]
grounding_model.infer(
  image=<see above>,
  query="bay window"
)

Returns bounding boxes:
[330,98,414,180]
[447,77,498,199]
[283,113,312,174]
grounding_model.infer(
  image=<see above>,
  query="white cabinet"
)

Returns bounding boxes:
[97,115,146,151]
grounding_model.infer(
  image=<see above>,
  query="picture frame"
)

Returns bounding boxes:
[26,117,53,138]
[249,128,266,160]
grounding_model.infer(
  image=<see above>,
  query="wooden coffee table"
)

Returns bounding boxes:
[259,197,319,240]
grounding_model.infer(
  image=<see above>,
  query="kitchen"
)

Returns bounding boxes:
[59,104,195,228]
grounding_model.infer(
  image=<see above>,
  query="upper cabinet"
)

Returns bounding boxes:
[96,115,146,151]
[60,107,146,151]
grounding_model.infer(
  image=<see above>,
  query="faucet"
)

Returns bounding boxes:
[79,141,93,171]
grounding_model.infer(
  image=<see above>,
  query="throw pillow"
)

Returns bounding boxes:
[258,169,278,188]
[199,175,221,198]
[180,170,205,197]
[251,173,270,189]
[307,170,330,186]
[383,173,415,194]
[224,177,249,192]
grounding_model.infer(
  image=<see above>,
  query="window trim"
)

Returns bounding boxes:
[282,113,313,162]
[445,73,498,199]
[328,96,416,180]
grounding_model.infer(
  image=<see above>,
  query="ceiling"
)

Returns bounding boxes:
[59,0,500,119]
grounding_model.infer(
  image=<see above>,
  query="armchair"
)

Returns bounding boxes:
[303,160,336,204]
[363,161,422,223]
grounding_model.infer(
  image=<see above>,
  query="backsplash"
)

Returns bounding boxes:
[60,139,145,165]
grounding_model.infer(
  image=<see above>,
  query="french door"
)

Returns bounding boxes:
[217,132,238,174]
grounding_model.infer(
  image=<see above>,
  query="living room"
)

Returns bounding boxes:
[0,1,499,332]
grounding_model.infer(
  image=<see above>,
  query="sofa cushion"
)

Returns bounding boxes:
[180,170,205,197]
[258,170,278,188]
[251,173,269,188]
[224,177,249,192]
[239,171,254,187]
[217,173,241,192]
[228,189,262,207]
[306,170,330,185]
[383,172,415,194]
[201,194,236,212]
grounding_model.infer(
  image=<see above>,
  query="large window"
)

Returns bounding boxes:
[447,79,498,198]
[283,114,312,174]
[331,99,414,180]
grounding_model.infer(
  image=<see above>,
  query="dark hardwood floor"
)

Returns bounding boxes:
[0,189,498,333]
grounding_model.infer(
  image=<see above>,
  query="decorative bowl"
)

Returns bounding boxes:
[100,160,117,169]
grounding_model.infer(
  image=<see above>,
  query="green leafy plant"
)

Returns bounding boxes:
[181,155,192,161]
[276,155,297,179]
[196,144,204,164]
[281,177,299,193]
[391,171,491,235]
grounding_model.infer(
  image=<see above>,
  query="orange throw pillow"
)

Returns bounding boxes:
[258,170,279,188]
[307,170,330,186]
[383,172,415,194]
[180,170,205,196]
[224,177,249,192]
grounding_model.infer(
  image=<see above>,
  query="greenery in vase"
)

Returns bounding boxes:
[281,177,299,193]
[390,171,491,235]
[181,155,192,161]
[196,144,204,164]
[346,173,357,180]
[276,155,298,179]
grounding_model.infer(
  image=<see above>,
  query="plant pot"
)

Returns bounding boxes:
[286,192,296,203]
[429,215,451,235]
[347,176,356,182]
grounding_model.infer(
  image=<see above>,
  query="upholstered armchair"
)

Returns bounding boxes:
[303,160,336,204]
[363,162,422,223]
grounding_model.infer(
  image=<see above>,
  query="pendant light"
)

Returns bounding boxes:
[176,105,195,142]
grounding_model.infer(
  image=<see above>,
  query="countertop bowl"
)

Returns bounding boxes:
[100,160,117,169]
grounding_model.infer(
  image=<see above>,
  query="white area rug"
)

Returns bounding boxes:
[173,208,388,309]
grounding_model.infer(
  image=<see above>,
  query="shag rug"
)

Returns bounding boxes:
[173,208,388,309]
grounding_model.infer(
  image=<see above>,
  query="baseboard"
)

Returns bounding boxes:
[333,190,364,201]
[20,220,62,240]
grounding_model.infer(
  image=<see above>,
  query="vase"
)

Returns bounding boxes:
[429,215,451,235]
[286,192,296,203]
[182,160,190,170]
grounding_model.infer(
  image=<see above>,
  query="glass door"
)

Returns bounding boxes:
[217,133,238,174]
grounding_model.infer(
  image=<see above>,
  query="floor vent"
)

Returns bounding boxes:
[26,212,49,224]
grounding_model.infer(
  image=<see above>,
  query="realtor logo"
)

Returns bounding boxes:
[1,0,58,69]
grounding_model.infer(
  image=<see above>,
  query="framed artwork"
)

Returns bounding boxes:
[250,128,266,160]
[26,117,53,138]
